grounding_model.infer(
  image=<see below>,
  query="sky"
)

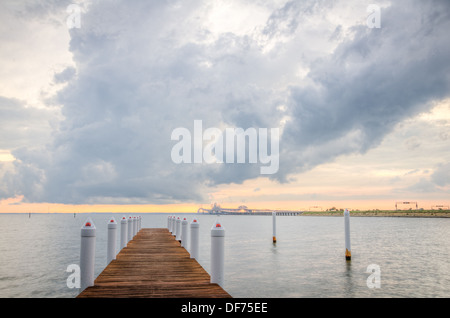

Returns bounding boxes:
[0,0,449,213]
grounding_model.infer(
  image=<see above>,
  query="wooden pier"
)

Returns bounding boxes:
[77,228,231,298]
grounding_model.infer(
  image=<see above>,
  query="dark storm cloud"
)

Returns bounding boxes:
[2,0,450,204]
[278,0,450,180]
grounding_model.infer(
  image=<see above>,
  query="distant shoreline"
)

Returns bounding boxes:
[301,210,450,218]
[4,211,450,218]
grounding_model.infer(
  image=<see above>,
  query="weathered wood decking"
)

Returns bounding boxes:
[77,228,231,298]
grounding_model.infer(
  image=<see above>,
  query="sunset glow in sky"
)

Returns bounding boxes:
[1,0,449,213]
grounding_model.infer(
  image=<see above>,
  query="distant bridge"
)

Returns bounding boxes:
[197,206,302,216]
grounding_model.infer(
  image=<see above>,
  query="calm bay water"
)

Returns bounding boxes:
[0,213,449,298]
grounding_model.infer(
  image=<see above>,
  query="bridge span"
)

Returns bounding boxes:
[197,205,303,216]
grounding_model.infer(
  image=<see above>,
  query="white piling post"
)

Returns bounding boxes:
[172,215,176,234]
[190,218,199,259]
[167,215,170,230]
[133,217,137,237]
[80,218,96,291]
[210,219,225,286]
[128,216,133,242]
[107,217,117,265]
[120,216,128,249]
[272,211,277,243]
[176,217,182,242]
[181,217,188,248]
[344,209,351,261]
[172,216,177,237]
[170,216,175,233]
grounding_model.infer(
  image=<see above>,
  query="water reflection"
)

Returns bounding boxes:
[0,214,450,297]
[342,260,355,297]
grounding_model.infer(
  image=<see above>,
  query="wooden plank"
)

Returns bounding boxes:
[77,228,232,298]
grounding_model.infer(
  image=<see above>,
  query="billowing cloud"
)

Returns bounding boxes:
[280,0,450,179]
[0,97,56,150]
[1,0,450,205]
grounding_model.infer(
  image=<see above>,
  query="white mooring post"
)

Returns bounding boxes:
[128,216,133,242]
[172,216,177,237]
[210,219,225,287]
[170,216,175,234]
[80,218,96,291]
[107,217,117,265]
[190,218,199,259]
[130,217,134,238]
[272,211,277,243]
[120,216,128,249]
[133,217,137,237]
[181,217,188,248]
[167,215,171,230]
[176,217,182,242]
[344,209,351,261]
